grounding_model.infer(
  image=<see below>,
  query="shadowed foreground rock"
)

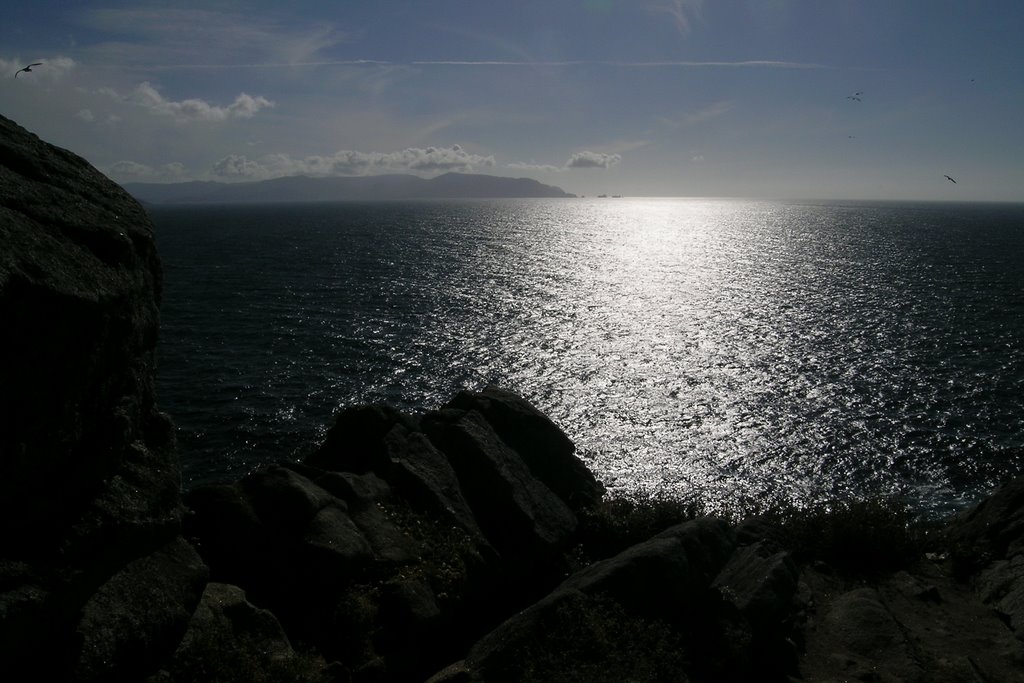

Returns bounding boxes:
[5,114,1024,682]
[185,386,605,681]
[0,114,207,680]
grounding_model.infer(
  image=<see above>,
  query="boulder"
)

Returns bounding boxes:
[445,386,604,510]
[711,539,800,679]
[186,466,408,599]
[558,517,735,620]
[441,518,735,681]
[946,475,1024,570]
[75,538,208,682]
[945,474,1024,639]
[378,424,488,544]
[422,407,578,564]
[159,582,331,683]
[306,403,417,473]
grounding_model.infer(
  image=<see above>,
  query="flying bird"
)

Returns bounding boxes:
[846,91,863,101]
[944,175,957,184]
[14,62,42,78]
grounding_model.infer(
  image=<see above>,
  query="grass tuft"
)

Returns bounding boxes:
[572,489,706,565]
[763,496,930,576]
[514,593,689,683]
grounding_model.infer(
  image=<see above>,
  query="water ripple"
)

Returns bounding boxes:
[154,199,1024,517]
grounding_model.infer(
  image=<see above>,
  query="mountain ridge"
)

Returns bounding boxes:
[122,171,576,204]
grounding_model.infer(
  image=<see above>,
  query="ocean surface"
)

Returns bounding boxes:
[151,198,1024,517]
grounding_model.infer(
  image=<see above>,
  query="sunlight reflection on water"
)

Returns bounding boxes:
[155,198,1024,517]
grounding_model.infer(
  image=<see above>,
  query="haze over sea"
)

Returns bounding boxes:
[153,198,1024,518]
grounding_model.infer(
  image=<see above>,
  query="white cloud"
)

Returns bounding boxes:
[691,155,705,162]
[121,82,274,122]
[566,151,622,169]
[106,160,187,182]
[76,109,95,122]
[210,144,496,180]
[212,154,262,178]
[506,162,564,173]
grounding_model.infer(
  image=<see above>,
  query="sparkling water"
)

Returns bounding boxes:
[152,198,1024,517]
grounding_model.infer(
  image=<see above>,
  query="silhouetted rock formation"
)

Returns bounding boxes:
[0,114,207,680]
[185,386,604,681]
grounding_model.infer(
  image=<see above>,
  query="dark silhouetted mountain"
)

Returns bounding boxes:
[121,172,576,204]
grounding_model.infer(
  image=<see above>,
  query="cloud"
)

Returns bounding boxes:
[105,82,274,122]
[506,162,564,173]
[566,151,622,169]
[406,58,824,69]
[75,109,95,122]
[106,160,187,182]
[212,154,262,178]
[691,155,705,162]
[210,144,496,180]
[650,0,704,35]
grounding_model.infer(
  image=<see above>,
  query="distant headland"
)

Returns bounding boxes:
[122,172,576,204]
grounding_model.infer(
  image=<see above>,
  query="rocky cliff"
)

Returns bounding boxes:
[0,114,207,680]
[3,115,1024,682]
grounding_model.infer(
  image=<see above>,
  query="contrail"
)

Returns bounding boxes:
[134,58,829,71]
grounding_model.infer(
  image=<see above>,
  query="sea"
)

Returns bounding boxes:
[151,198,1024,518]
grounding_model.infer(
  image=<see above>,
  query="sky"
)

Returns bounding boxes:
[1,1,1022,201]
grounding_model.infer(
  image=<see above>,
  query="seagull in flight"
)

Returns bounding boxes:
[944,175,957,184]
[14,62,42,78]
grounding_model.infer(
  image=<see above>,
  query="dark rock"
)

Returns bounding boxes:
[945,474,1024,639]
[189,390,599,680]
[378,424,487,543]
[186,467,387,597]
[422,407,578,564]
[0,114,203,681]
[243,465,338,530]
[0,114,164,543]
[184,484,266,583]
[74,537,208,682]
[159,582,334,683]
[445,386,604,510]
[175,582,296,662]
[946,475,1024,570]
[713,540,799,632]
[306,404,417,473]
[798,561,1024,682]
[558,517,735,621]
[713,540,800,678]
[446,518,735,681]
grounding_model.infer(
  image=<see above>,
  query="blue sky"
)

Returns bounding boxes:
[2,1,1022,200]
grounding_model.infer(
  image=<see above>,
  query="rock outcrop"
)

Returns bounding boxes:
[185,386,605,681]
[0,114,207,680]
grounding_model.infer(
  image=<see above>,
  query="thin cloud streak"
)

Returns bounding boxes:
[650,0,704,36]
[126,58,829,71]
[411,59,828,69]
[136,59,394,71]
